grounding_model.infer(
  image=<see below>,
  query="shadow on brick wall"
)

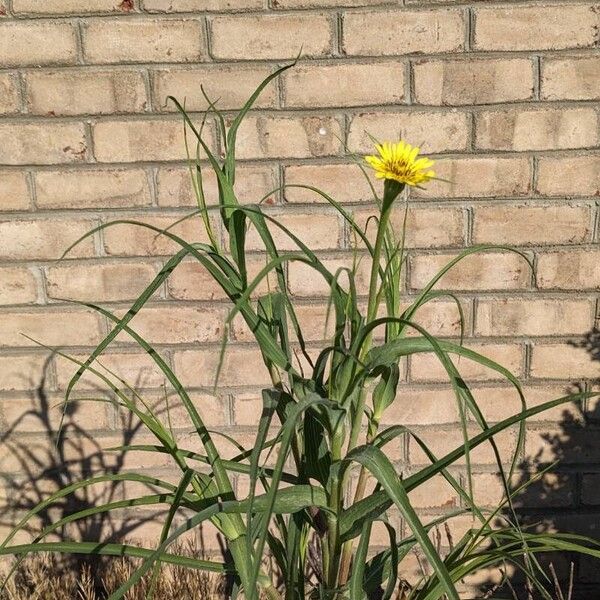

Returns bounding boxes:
[481,328,600,599]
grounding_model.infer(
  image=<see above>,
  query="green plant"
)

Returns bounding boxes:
[2,62,599,600]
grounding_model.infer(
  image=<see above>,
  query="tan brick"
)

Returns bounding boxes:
[413,156,531,199]
[531,343,599,380]
[408,476,458,510]
[525,426,600,464]
[12,0,127,13]
[0,219,95,260]
[413,58,534,106]
[348,111,469,154]
[156,164,277,207]
[102,213,215,256]
[0,122,87,165]
[283,61,404,108]
[408,426,517,466]
[168,256,275,301]
[381,387,459,426]
[0,73,19,115]
[537,250,600,290]
[410,252,531,292]
[542,56,600,101]
[153,65,277,111]
[536,155,600,198]
[582,474,600,506]
[0,354,48,391]
[35,168,151,210]
[83,19,205,64]
[236,115,342,160]
[115,305,227,345]
[476,108,598,151]
[474,5,599,51]
[411,342,523,382]
[46,262,159,302]
[210,14,333,60]
[472,204,592,246]
[0,171,30,211]
[144,0,262,10]
[25,69,147,116]
[174,346,271,388]
[288,256,371,297]
[343,9,464,56]
[404,298,468,338]
[93,119,199,163]
[245,211,340,251]
[0,0,6,15]
[476,298,593,337]
[0,21,77,67]
[0,267,38,305]
[2,394,111,434]
[353,205,464,248]
[473,384,583,424]
[0,310,103,348]
[55,351,167,391]
[284,163,375,204]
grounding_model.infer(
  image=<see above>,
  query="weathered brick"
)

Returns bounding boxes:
[0,171,30,211]
[348,111,469,154]
[472,204,592,245]
[0,73,19,115]
[46,262,159,302]
[408,476,458,510]
[0,219,96,260]
[282,61,404,108]
[411,342,523,382]
[153,65,277,111]
[167,256,272,301]
[536,155,600,198]
[353,205,464,248]
[156,164,276,207]
[0,310,103,348]
[236,115,342,160]
[12,0,127,13]
[476,108,598,151]
[474,5,599,51]
[174,346,271,387]
[410,252,531,292]
[0,122,87,165]
[102,213,215,256]
[93,119,200,163]
[413,58,534,106]
[542,57,600,101]
[35,168,151,209]
[275,0,383,6]
[288,256,371,297]
[0,354,48,391]
[381,387,459,426]
[83,19,205,64]
[115,305,227,345]
[409,426,517,466]
[0,267,38,305]
[537,250,600,290]
[245,211,341,251]
[144,0,262,10]
[413,156,531,199]
[343,9,464,56]
[25,69,147,116]
[531,343,599,380]
[0,21,77,67]
[404,297,468,338]
[284,163,375,204]
[476,298,593,337]
[210,14,333,60]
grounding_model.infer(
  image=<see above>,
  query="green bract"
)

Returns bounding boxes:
[2,62,599,600]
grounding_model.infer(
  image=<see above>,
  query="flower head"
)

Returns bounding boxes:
[365,140,435,187]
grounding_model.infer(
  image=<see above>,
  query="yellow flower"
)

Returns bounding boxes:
[365,140,435,187]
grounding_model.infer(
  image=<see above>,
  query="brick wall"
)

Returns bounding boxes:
[0,0,599,592]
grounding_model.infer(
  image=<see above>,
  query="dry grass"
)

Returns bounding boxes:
[0,540,226,600]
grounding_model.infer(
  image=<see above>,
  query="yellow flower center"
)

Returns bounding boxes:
[365,141,435,188]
